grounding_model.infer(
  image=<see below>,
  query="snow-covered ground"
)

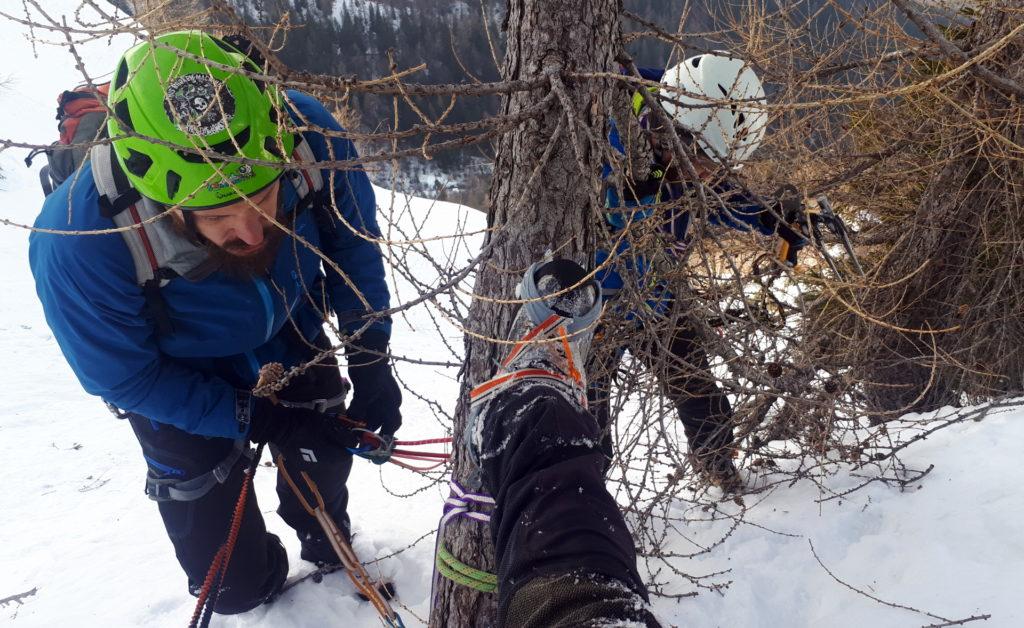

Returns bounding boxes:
[1,3,1021,627]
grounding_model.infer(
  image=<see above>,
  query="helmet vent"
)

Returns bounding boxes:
[175,127,250,163]
[176,148,206,164]
[264,136,284,158]
[114,99,134,132]
[214,126,250,155]
[113,60,129,91]
[125,148,153,177]
[166,170,182,199]
[210,36,237,55]
[691,56,702,68]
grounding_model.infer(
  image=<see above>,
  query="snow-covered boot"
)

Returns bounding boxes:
[690,448,743,492]
[466,258,602,463]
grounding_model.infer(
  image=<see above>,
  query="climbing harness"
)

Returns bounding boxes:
[146,439,251,502]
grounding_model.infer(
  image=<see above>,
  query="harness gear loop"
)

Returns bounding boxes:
[146,439,252,502]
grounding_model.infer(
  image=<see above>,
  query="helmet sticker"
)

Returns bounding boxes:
[206,163,256,196]
[163,73,235,136]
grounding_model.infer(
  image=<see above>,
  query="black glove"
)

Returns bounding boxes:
[344,329,402,436]
[247,395,356,450]
[761,185,809,267]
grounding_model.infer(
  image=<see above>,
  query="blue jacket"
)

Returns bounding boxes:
[29,91,390,439]
[596,67,777,308]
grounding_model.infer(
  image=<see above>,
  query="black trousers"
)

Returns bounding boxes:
[588,321,734,463]
[478,383,660,627]
[126,340,352,615]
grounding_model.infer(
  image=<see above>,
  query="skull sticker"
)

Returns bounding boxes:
[163,73,235,136]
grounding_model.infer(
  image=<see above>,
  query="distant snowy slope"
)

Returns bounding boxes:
[1,3,1021,628]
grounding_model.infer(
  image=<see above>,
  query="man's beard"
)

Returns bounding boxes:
[206,226,285,280]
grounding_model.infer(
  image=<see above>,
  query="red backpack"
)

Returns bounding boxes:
[26,82,110,195]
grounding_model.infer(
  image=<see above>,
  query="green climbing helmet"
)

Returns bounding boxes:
[106,30,295,208]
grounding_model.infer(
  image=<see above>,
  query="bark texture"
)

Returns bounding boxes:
[428,1,621,626]
[849,3,1024,413]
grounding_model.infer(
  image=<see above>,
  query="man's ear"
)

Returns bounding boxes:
[167,207,205,245]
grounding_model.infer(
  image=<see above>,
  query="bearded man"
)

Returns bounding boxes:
[29,31,401,614]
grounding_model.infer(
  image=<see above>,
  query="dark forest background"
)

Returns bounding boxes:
[111,0,874,200]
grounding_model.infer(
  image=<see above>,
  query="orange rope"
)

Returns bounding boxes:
[188,443,263,628]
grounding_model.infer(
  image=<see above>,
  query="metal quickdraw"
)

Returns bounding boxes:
[808,195,866,278]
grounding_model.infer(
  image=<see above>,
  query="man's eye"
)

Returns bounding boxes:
[198,215,225,223]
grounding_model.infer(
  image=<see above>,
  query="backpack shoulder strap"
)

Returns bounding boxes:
[90,143,208,335]
[90,144,157,286]
[90,142,141,218]
[285,136,324,200]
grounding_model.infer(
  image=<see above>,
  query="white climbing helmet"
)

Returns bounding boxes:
[660,53,768,168]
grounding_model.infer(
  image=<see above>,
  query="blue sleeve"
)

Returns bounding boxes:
[659,183,778,242]
[608,119,625,156]
[29,221,243,439]
[636,67,665,82]
[702,185,777,237]
[287,91,391,337]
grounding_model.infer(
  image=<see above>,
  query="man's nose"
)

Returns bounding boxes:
[233,210,266,246]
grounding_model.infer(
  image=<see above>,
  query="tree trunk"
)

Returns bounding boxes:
[853,2,1024,413]
[428,1,620,626]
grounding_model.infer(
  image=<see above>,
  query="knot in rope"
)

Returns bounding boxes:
[441,480,495,527]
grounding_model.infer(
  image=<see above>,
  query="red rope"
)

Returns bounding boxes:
[389,458,448,472]
[391,449,449,460]
[395,437,452,446]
